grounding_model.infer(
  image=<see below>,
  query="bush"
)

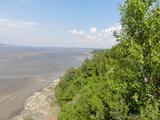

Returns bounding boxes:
[24,116,34,120]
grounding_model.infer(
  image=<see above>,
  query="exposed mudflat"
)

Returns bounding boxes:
[11,79,60,120]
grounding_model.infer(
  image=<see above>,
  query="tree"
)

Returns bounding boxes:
[55,0,160,119]
[118,0,160,85]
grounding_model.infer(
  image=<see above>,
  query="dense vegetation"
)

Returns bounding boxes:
[55,0,160,119]
[24,116,34,120]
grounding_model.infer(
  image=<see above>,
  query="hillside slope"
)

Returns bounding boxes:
[55,0,160,119]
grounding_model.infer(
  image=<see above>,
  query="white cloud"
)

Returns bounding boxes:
[90,27,97,33]
[0,17,71,47]
[68,30,84,35]
[0,17,121,48]
[0,18,39,30]
[68,24,121,48]
[0,18,44,46]
[102,23,121,34]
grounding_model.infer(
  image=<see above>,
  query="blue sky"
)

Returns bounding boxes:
[0,0,123,48]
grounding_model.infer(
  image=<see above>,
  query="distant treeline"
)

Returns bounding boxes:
[91,49,109,54]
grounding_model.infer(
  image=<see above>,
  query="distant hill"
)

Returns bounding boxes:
[0,44,12,47]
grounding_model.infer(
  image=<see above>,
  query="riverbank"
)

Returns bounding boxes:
[11,79,60,120]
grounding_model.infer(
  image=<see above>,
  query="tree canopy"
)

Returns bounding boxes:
[55,0,160,119]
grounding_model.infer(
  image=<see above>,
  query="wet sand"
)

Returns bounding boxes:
[11,79,60,120]
[0,74,58,120]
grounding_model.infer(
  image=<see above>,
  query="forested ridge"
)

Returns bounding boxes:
[55,0,160,119]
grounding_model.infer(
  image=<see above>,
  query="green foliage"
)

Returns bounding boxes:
[24,116,34,120]
[55,0,160,119]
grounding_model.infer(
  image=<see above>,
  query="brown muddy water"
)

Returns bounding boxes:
[0,46,92,120]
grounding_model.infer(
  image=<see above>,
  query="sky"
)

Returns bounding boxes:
[0,0,123,48]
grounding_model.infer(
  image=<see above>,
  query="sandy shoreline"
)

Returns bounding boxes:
[11,79,60,120]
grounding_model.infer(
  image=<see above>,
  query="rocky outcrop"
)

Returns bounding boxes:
[11,79,60,120]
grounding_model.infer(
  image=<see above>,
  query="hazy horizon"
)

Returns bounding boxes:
[0,0,122,48]
[0,43,103,49]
